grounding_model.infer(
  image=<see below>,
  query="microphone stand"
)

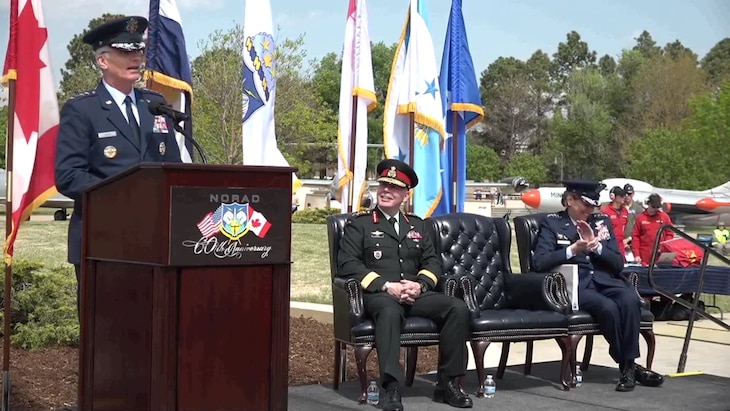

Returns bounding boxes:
[173,122,207,164]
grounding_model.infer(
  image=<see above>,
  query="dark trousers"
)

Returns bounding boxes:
[579,282,641,363]
[363,291,469,387]
[74,264,81,317]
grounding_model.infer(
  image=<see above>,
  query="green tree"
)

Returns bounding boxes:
[274,35,338,177]
[547,69,616,180]
[663,40,697,62]
[191,26,245,164]
[476,57,531,158]
[701,38,730,85]
[598,54,617,76]
[57,14,124,104]
[465,144,500,182]
[629,53,708,131]
[310,41,397,177]
[632,30,661,59]
[524,50,554,150]
[625,82,730,189]
[502,153,547,186]
[552,31,597,84]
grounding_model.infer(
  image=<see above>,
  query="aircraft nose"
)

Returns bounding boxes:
[521,189,541,209]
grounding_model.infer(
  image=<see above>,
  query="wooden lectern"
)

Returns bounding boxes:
[79,163,294,411]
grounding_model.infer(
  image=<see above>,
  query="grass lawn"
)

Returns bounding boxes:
[10,217,730,312]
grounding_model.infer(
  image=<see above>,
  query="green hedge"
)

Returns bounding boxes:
[0,260,79,349]
[292,207,341,224]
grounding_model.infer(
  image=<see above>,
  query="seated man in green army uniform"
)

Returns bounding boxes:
[337,159,472,411]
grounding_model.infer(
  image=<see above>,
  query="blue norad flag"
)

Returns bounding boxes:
[434,0,484,215]
[145,0,194,162]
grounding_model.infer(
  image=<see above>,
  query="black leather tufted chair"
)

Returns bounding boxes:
[426,213,573,394]
[326,214,460,403]
[513,212,656,379]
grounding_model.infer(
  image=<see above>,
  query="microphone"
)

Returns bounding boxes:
[148,101,190,122]
[146,100,207,164]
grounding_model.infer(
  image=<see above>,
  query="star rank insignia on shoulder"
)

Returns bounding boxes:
[70,90,96,100]
[547,213,561,218]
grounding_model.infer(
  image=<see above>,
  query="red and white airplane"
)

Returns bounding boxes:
[521,178,730,226]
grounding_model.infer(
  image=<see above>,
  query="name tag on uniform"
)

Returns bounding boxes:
[557,239,571,245]
[97,131,117,138]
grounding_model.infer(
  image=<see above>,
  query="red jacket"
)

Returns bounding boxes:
[601,204,629,258]
[631,210,674,265]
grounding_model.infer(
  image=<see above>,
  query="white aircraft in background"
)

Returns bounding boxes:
[520,178,730,227]
[1,169,74,221]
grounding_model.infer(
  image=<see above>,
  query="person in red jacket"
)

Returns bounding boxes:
[631,193,674,265]
[601,186,630,260]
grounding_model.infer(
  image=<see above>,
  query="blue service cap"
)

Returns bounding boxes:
[82,16,148,51]
[563,180,605,207]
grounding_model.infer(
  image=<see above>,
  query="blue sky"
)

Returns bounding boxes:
[1,0,729,87]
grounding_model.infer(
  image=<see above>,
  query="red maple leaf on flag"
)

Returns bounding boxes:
[15,4,47,143]
[250,218,261,228]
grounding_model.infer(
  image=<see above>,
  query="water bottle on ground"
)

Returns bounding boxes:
[484,374,496,398]
[575,365,583,387]
[366,380,379,405]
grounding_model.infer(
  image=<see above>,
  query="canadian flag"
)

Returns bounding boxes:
[248,206,271,238]
[2,0,59,264]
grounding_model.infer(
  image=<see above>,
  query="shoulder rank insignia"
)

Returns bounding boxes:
[546,213,560,218]
[71,90,96,100]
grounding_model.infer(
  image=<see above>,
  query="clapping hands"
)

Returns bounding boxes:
[572,220,600,253]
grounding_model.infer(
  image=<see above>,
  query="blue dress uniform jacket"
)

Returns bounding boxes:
[337,208,441,292]
[533,211,625,289]
[55,82,183,264]
[532,210,640,363]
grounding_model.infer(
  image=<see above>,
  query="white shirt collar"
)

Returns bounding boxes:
[102,79,136,106]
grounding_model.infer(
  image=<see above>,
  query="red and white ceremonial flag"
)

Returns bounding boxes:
[2,0,59,265]
[337,0,376,212]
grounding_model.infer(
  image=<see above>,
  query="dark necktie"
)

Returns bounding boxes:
[389,217,398,235]
[124,96,140,145]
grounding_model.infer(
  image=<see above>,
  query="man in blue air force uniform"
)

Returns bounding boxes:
[533,180,663,392]
[337,159,472,410]
[55,16,182,303]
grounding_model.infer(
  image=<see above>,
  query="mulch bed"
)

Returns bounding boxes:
[1,316,438,411]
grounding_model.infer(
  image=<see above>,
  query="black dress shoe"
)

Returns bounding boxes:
[635,364,665,387]
[433,379,473,408]
[383,388,404,411]
[616,362,636,392]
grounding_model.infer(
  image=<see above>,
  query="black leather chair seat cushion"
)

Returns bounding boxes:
[351,316,441,344]
[470,309,568,340]
[567,308,655,333]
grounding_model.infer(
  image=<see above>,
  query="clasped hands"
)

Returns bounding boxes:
[570,220,600,254]
[384,280,422,305]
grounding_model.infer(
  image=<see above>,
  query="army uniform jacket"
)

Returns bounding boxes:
[533,211,625,289]
[55,81,183,264]
[337,208,441,293]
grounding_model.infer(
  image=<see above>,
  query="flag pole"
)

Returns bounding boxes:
[407,112,415,213]
[346,95,359,213]
[451,111,459,213]
[3,76,16,411]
